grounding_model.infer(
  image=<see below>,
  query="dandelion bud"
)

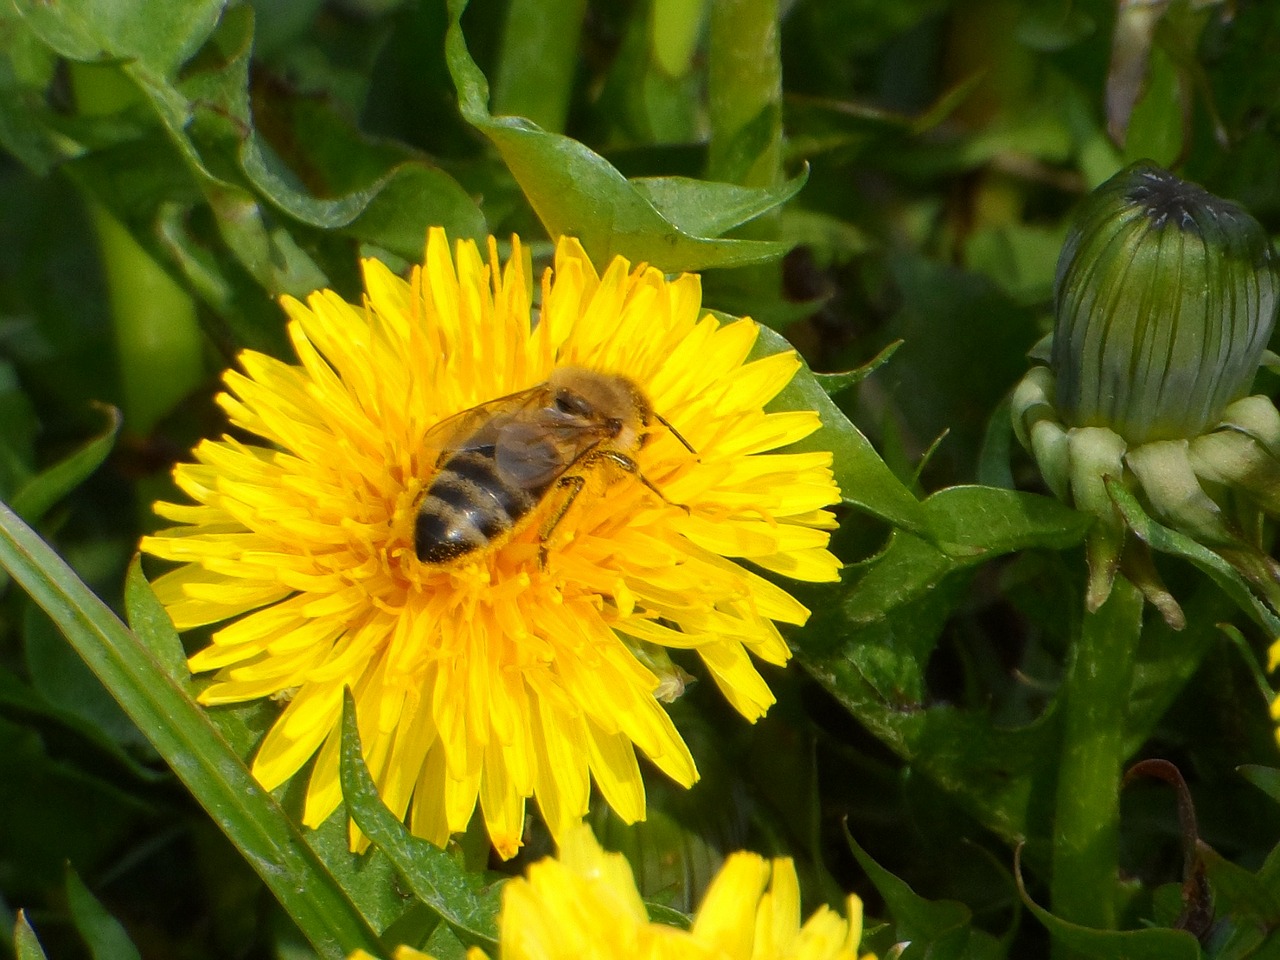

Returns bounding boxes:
[1051,162,1279,445]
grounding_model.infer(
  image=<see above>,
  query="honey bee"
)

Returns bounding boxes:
[414,367,693,565]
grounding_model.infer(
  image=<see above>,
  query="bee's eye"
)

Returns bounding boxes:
[554,391,592,417]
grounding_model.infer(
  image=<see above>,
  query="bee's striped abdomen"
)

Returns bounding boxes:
[414,450,542,563]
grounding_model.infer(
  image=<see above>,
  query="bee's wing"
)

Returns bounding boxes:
[422,388,547,465]
[493,419,577,488]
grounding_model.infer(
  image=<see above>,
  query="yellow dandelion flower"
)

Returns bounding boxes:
[349,824,876,960]
[142,228,841,858]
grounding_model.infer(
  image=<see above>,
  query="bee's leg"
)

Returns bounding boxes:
[538,475,586,568]
[595,451,691,513]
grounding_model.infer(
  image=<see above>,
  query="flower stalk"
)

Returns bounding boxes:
[1051,577,1143,946]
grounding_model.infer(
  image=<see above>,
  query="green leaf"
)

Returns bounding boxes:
[122,557,190,683]
[835,486,1090,626]
[799,582,1060,845]
[10,404,120,523]
[753,324,928,535]
[844,826,978,960]
[0,500,383,960]
[1242,765,1280,807]
[444,0,793,273]
[630,170,807,238]
[65,867,142,960]
[1199,842,1280,926]
[812,341,903,397]
[339,692,501,951]
[14,912,48,960]
[1014,848,1202,959]
[11,0,223,77]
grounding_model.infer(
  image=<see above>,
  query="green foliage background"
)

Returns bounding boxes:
[2,0,1280,957]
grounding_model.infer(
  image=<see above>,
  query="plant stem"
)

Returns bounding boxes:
[492,0,587,134]
[1051,575,1143,944]
[707,0,782,189]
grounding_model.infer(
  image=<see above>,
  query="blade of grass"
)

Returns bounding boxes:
[0,500,383,960]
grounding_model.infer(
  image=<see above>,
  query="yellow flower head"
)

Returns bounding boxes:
[142,229,841,857]
[352,824,876,960]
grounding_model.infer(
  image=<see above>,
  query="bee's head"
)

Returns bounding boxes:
[547,366,649,449]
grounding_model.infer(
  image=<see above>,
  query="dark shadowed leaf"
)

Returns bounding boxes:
[10,404,120,523]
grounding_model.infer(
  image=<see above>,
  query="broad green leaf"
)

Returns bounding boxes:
[832,486,1089,626]
[0,501,383,960]
[753,324,928,535]
[14,912,48,960]
[631,171,807,239]
[1015,850,1202,959]
[339,693,501,951]
[799,583,1061,845]
[11,0,223,78]
[65,868,142,960]
[0,3,61,174]
[445,0,793,272]
[423,923,470,960]
[10,404,120,523]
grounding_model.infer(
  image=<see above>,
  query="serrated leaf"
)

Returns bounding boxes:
[831,486,1089,626]
[339,692,501,951]
[65,868,141,960]
[0,501,383,960]
[444,0,793,273]
[10,404,120,523]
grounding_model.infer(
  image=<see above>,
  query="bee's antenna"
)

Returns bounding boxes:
[654,412,697,454]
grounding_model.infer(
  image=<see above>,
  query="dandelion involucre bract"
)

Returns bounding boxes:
[142,228,842,857]
[353,824,876,960]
